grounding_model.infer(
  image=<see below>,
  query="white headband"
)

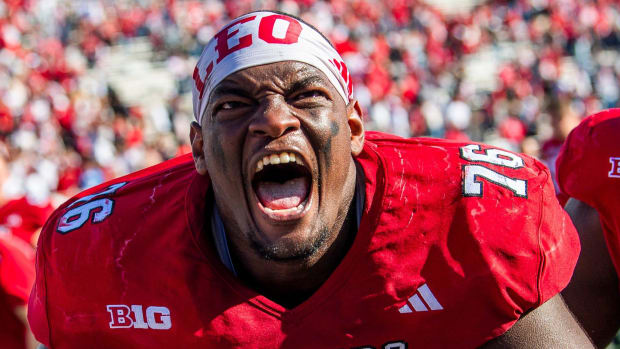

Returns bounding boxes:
[192,11,353,125]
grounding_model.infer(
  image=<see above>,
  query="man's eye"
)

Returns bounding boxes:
[216,101,246,112]
[295,90,325,100]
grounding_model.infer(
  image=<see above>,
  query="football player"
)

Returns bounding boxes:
[28,11,591,348]
[557,108,620,348]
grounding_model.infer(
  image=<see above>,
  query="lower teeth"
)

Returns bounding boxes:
[264,203,304,214]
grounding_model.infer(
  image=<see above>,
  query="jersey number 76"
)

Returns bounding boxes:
[459,145,528,198]
[56,182,127,234]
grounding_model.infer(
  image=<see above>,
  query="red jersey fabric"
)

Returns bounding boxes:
[29,132,579,348]
[556,109,620,280]
[0,233,35,349]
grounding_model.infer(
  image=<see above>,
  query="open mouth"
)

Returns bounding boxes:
[251,152,312,220]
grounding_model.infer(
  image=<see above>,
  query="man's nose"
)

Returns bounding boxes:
[248,96,300,138]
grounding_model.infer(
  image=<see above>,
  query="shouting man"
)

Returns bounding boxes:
[29,11,591,348]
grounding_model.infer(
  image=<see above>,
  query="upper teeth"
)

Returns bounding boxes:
[256,152,303,172]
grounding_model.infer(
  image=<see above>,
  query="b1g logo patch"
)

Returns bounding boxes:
[609,157,620,178]
[107,304,171,330]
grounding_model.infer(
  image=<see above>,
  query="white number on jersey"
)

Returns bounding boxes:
[459,144,524,168]
[460,145,528,198]
[57,182,127,234]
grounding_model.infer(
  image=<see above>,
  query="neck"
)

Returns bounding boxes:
[242,199,356,308]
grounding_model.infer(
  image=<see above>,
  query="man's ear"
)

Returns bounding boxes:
[190,121,208,175]
[347,99,365,156]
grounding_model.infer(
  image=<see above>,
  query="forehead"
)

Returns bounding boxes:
[210,61,336,96]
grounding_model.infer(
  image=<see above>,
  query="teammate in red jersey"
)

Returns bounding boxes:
[28,11,591,348]
[557,109,620,348]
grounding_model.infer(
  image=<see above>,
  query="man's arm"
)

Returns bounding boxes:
[562,198,620,348]
[480,294,593,348]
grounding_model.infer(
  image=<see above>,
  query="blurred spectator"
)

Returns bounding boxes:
[541,97,580,203]
[520,136,541,159]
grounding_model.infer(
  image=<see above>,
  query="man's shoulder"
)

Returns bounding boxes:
[366,131,540,165]
[363,132,567,274]
[55,154,196,213]
[364,131,549,200]
[38,154,199,260]
[364,132,560,252]
[29,155,219,346]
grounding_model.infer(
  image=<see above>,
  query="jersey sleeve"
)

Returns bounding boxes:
[535,162,581,304]
[455,148,580,330]
[483,158,580,312]
[468,155,580,340]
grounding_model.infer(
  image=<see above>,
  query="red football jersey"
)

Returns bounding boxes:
[29,132,579,348]
[0,233,35,349]
[556,109,620,280]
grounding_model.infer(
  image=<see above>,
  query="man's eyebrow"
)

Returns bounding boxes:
[209,84,252,101]
[288,75,330,93]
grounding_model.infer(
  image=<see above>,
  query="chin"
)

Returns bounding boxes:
[248,225,329,262]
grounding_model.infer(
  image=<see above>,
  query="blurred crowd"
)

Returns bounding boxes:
[0,0,619,238]
[0,0,616,221]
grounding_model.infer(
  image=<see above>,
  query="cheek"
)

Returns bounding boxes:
[207,135,228,172]
[304,107,345,148]
[305,110,350,178]
[203,125,243,175]
[318,120,341,170]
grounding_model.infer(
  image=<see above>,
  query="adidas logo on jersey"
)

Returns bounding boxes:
[398,283,443,313]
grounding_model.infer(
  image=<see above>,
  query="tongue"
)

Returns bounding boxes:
[256,177,309,210]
